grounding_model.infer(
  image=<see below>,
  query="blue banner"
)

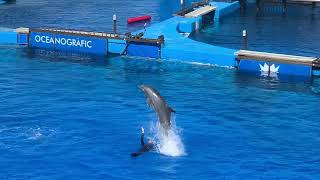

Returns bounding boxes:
[29,31,107,55]
[239,60,312,78]
[30,32,55,49]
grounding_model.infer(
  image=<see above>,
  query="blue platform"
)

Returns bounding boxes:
[0,28,17,44]
[145,17,236,66]
[137,1,240,67]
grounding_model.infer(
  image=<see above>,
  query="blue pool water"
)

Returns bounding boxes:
[1,0,320,179]
[191,4,320,57]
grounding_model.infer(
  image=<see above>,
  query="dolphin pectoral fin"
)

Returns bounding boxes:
[131,151,143,157]
[131,147,145,157]
[146,98,153,108]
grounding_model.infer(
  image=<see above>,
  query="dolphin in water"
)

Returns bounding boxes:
[139,85,175,133]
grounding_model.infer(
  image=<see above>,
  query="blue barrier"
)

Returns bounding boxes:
[272,63,312,77]
[238,60,265,76]
[17,33,28,44]
[127,42,160,59]
[29,31,107,55]
[108,39,126,54]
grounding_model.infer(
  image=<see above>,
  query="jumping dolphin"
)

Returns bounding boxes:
[139,85,175,133]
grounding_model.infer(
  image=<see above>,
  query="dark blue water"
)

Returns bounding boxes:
[1,1,320,179]
[0,0,190,32]
[191,4,320,57]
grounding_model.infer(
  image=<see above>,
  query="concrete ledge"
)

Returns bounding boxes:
[16,27,30,34]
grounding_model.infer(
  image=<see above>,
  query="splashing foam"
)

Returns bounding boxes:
[150,118,186,157]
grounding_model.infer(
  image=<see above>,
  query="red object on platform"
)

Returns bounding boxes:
[127,15,151,24]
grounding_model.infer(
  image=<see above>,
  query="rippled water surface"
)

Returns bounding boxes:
[0,0,320,179]
[191,4,320,56]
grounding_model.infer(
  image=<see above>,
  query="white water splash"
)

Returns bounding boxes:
[27,127,43,140]
[150,118,186,157]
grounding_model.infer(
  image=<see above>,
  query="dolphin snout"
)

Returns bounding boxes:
[139,85,147,92]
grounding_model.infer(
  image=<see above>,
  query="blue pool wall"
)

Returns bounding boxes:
[239,60,313,77]
[17,33,28,44]
[0,29,17,44]
[107,39,126,54]
[178,17,202,33]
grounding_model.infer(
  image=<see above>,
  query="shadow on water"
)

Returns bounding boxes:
[19,47,112,67]
[17,47,168,75]
[234,70,320,95]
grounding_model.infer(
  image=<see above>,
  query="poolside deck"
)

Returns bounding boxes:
[184,5,216,18]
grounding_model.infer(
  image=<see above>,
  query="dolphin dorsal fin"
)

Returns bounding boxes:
[169,107,176,113]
